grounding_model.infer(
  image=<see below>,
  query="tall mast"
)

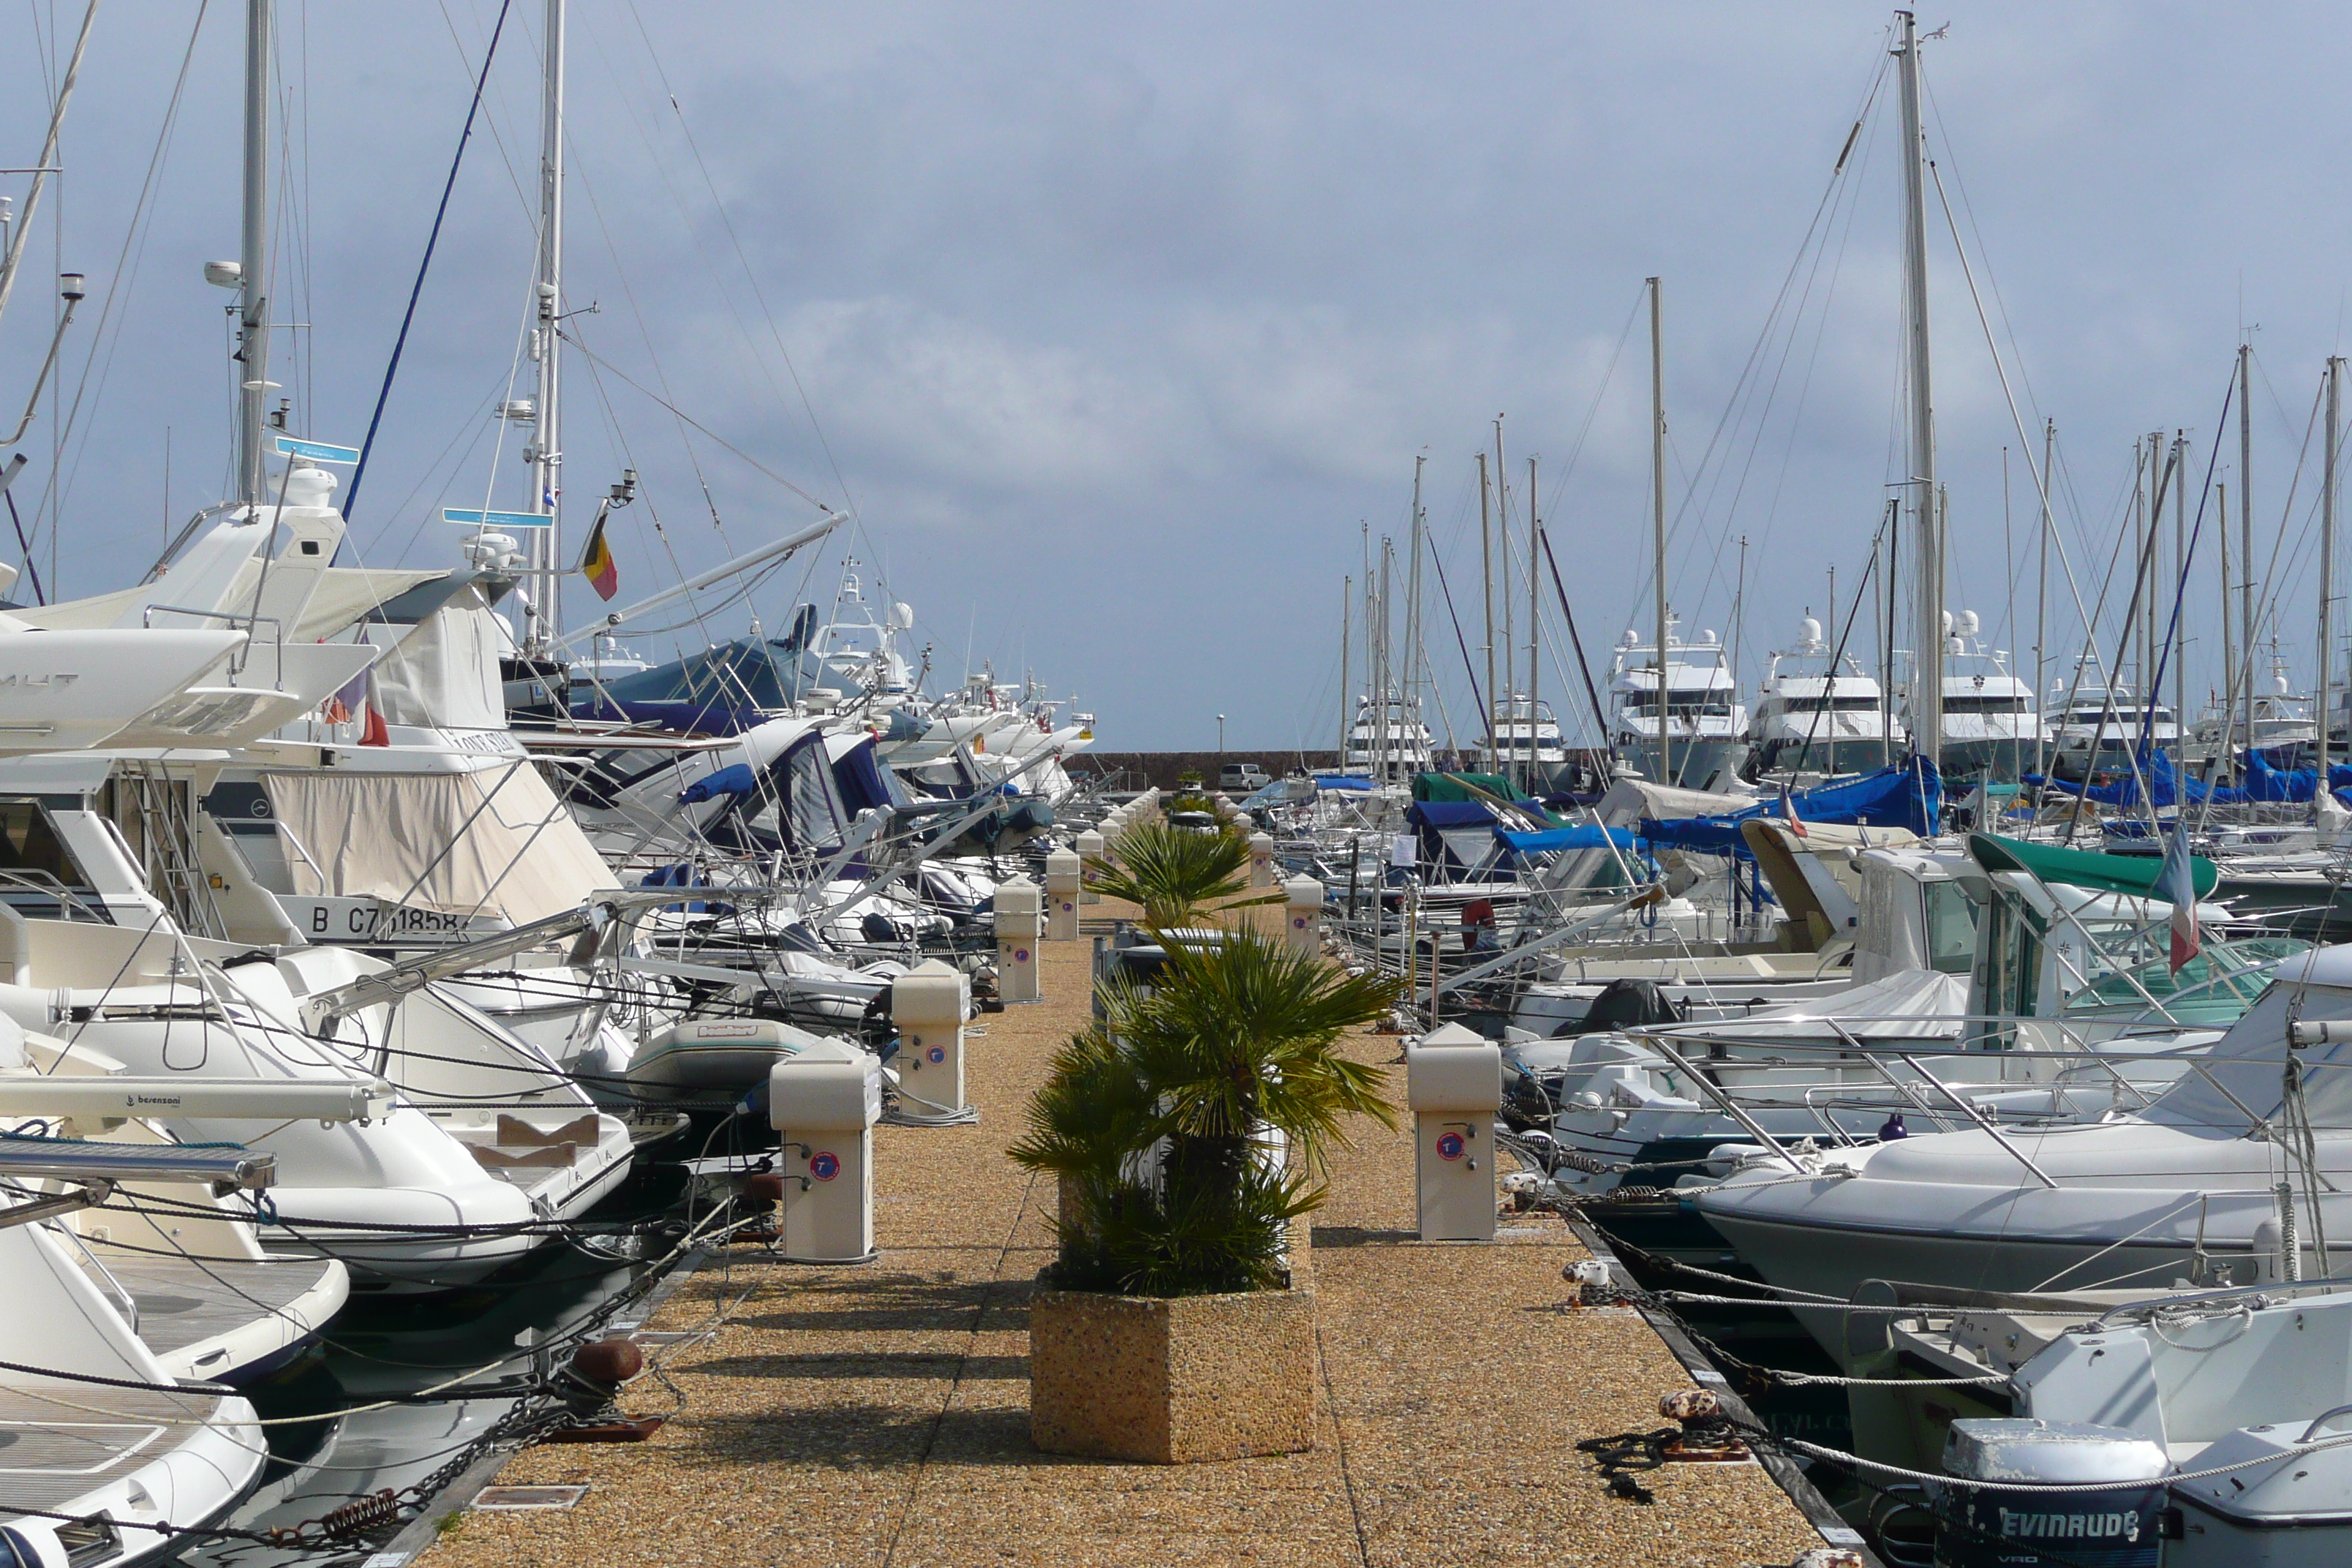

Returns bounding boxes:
[1338,577,1351,766]
[2241,344,2255,780]
[2323,358,2341,783]
[2035,418,2053,783]
[1495,418,1513,772]
[1406,455,1425,754]
[1648,274,1671,788]
[1373,540,1383,785]
[529,0,568,652]
[1527,454,1541,784]
[2218,478,2232,772]
[236,0,273,508]
[1477,451,1496,772]
[2173,431,2187,753]
[1896,10,1942,769]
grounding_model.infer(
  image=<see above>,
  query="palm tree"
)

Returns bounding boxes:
[1011,930,1400,1297]
[1083,819,1278,929]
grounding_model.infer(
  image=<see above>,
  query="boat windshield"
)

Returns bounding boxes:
[2060,935,2313,1026]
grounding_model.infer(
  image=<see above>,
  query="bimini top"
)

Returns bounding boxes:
[1967,832,2216,900]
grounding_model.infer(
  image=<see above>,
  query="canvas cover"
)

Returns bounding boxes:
[366,587,506,731]
[264,761,617,924]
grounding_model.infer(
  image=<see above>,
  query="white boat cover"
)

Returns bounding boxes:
[263,761,617,924]
[1684,966,1969,1040]
[367,588,506,731]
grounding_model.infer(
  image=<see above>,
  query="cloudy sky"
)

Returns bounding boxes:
[1,3,2348,750]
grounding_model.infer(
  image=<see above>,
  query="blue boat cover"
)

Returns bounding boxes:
[1495,824,1640,853]
[679,762,759,804]
[2029,750,2352,809]
[1312,774,1377,792]
[1637,760,1942,856]
[573,637,802,734]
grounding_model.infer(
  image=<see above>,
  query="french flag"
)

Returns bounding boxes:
[2157,815,2201,973]
[1782,788,1807,839]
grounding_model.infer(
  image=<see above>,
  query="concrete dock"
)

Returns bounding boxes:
[412,931,1833,1568]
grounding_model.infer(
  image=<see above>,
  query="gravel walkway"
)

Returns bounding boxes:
[412,921,1825,1568]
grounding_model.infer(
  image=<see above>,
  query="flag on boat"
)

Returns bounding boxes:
[578,509,619,601]
[321,662,366,725]
[1780,788,1807,839]
[2158,814,2201,973]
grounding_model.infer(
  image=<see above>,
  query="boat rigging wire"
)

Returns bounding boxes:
[344,0,516,521]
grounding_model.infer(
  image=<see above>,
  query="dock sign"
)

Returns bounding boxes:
[273,436,361,464]
[809,1151,841,1182]
[443,508,553,529]
[1436,1131,1466,1161]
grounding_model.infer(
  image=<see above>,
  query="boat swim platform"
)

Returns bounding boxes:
[413,927,1836,1568]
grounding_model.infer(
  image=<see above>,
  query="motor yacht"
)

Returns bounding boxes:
[1743,617,1906,784]
[1693,943,2352,1365]
[1607,619,1749,792]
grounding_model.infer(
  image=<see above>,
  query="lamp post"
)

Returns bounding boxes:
[1216,713,1226,754]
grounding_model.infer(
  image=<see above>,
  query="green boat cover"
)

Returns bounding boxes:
[1967,832,2217,900]
[1409,772,1564,826]
[1411,772,1520,803]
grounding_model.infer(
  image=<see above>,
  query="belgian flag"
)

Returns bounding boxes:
[578,508,619,601]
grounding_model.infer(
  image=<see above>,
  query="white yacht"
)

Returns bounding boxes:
[1341,691,1433,782]
[1903,611,2048,783]
[1742,617,1905,783]
[0,1139,273,1567]
[1693,943,2352,1363]
[1606,619,1749,792]
[1489,694,1568,786]
[2048,659,2179,776]
[2188,654,2318,766]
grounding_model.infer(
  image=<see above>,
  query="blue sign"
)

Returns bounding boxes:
[927,1046,946,1064]
[808,1150,841,1182]
[443,508,552,529]
[274,435,361,464]
[1436,1131,1466,1162]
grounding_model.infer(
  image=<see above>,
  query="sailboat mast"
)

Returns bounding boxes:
[1406,455,1425,758]
[1495,418,1513,777]
[1648,275,1671,788]
[2323,359,2340,782]
[236,0,274,508]
[1478,452,1496,772]
[1338,577,1351,766]
[1896,10,1942,768]
[1373,540,1383,785]
[2174,431,2187,755]
[2036,419,2053,783]
[1527,454,1540,785]
[2218,478,2232,772]
[2241,344,2256,778]
[529,0,568,654]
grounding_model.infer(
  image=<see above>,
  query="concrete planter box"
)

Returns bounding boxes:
[1029,1283,1316,1463]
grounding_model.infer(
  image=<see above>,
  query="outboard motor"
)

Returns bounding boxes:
[1934,1420,2171,1568]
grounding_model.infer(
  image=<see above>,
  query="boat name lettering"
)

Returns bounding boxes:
[308,903,470,938]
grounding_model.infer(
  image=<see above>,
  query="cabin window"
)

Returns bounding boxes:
[1923,881,1978,975]
[0,799,108,922]
[784,739,846,851]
